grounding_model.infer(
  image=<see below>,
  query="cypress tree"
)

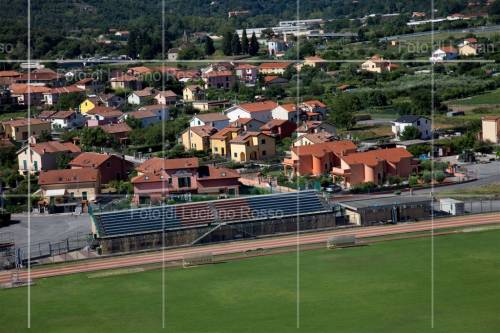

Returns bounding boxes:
[241,29,249,54]
[249,32,260,56]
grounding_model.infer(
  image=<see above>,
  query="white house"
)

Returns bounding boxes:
[39,110,85,130]
[392,115,431,140]
[430,47,458,62]
[154,90,177,105]
[122,106,168,128]
[271,103,298,122]
[190,113,229,130]
[127,87,155,105]
[268,39,288,56]
[225,101,278,123]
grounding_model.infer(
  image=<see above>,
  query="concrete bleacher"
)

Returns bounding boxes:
[92,190,328,238]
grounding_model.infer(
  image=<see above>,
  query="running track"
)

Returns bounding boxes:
[1,213,500,284]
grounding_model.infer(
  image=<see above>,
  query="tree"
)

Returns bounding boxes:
[222,31,233,56]
[204,36,215,56]
[56,93,85,110]
[56,153,72,169]
[241,29,249,54]
[328,94,361,130]
[81,127,111,147]
[400,126,421,140]
[249,32,259,56]
[231,33,241,55]
[491,0,500,15]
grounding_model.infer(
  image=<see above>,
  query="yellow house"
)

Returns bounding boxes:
[482,116,500,144]
[459,44,478,57]
[183,85,204,102]
[180,125,217,151]
[209,127,242,158]
[229,132,276,162]
[80,98,97,114]
[1,118,51,142]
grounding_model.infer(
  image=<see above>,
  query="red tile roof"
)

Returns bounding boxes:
[238,101,278,113]
[101,122,132,134]
[0,70,21,78]
[69,152,115,168]
[341,148,413,167]
[303,100,326,108]
[39,168,99,185]
[189,125,217,138]
[136,157,199,174]
[86,107,123,118]
[259,62,290,69]
[9,84,51,94]
[203,70,233,78]
[30,141,81,155]
[292,141,357,158]
[2,118,50,127]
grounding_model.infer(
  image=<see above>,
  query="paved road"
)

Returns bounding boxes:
[1,214,90,247]
[2,212,499,284]
[380,24,500,41]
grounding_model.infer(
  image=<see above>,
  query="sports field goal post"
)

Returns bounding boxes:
[182,252,214,268]
[326,235,356,249]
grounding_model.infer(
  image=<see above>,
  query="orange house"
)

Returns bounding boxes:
[332,148,417,188]
[283,141,357,177]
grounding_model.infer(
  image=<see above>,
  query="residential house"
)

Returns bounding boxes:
[0,70,21,87]
[38,110,85,130]
[154,90,178,105]
[260,119,297,139]
[180,125,217,151]
[459,43,480,57]
[110,74,141,90]
[183,85,204,102]
[126,66,153,77]
[283,141,357,177]
[210,126,242,158]
[263,76,288,87]
[167,48,181,61]
[235,64,258,85]
[1,118,51,141]
[225,101,278,123]
[9,84,51,106]
[202,71,236,90]
[69,152,133,184]
[131,158,240,203]
[332,148,416,188]
[85,107,123,127]
[303,56,327,70]
[42,85,85,105]
[75,78,101,92]
[296,121,336,137]
[127,87,155,105]
[80,94,124,114]
[190,113,229,130]
[38,168,100,207]
[430,47,458,62]
[300,100,327,120]
[392,115,431,140]
[272,103,299,123]
[101,122,132,143]
[192,100,231,112]
[15,68,63,86]
[259,62,290,75]
[122,107,167,128]
[18,141,81,175]
[268,39,288,56]
[229,132,276,162]
[229,118,265,132]
[293,132,335,147]
[482,116,500,143]
[361,55,399,73]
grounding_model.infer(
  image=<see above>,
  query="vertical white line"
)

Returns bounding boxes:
[161,1,166,330]
[295,0,301,329]
[27,0,31,329]
[430,0,435,329]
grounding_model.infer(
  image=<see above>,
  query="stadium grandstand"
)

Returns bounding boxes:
[90,191,335,253]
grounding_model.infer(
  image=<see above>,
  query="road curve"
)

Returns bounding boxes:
[1,213,499,284]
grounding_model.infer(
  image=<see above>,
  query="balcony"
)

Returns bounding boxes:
[331,167,351,176]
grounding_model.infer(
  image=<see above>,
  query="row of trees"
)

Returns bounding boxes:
[222,30,259,56]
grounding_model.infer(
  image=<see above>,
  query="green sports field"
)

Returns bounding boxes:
[1,230,500,333]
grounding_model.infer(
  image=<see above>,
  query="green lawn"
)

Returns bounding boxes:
[1,230,500,332]
[449,89,500,105]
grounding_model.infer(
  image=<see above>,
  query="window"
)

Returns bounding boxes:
[261,139,266,144]
[106,161,111,168]
[23,160,27,170]
[34,161,38,171]
[214,147,218,152]
[178,177,191,188]
[262,150,267,156]
[234,152,237,157]
[82,191,88,200]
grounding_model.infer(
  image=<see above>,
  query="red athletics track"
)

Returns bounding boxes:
[1,213,499,283]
